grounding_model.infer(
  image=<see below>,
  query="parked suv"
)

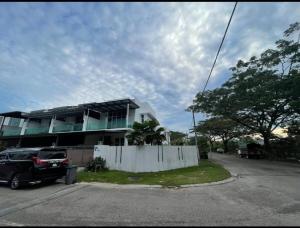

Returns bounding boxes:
[0,147,68,189]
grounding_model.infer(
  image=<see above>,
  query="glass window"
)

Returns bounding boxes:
[8,118,21,127]
[8,151,38,160]
[38,151,66,159]
[0,153,7,160]
[141,114,144,123]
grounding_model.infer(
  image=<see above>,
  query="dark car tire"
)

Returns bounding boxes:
[44,178,57,184]
[10,174,21,190]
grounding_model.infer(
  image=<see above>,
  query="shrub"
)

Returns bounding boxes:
[85,156,108,172]
[0,141,7,152]
[270,137,300,160]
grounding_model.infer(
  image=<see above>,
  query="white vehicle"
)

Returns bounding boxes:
[216,148,224,153]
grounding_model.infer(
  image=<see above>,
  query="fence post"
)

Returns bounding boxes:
[161,145,164,162]
[120,146,122,163]
[157,145,160,162]
[115,146,118,163]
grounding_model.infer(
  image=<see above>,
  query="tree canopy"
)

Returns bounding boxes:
[126,120,166,145]
[170,131,187,145]
[196,117,250,153]
[189,22,300,157]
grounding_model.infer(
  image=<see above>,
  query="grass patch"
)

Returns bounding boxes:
[77,160,231,187]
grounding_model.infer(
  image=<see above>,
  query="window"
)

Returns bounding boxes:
[0,153,7,160]
[107,110,127,128]
[141,114,144,123]
[108,110,126,121]
[8,118,21,127]
[8,151,38,160]
[38,151,66,159]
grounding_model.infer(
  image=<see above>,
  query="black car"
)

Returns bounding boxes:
[0,147,69,189]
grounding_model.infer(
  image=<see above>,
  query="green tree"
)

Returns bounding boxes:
[287,120,300,138]
[126,121,148,145]
[187,135,210,159]
[127,120,165,145]
[196,117,249,153]
[190,22,300,158]
[170,131,187,145]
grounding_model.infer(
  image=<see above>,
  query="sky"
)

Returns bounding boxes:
[0,2,299,133]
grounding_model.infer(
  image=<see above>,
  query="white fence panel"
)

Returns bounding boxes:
[94,145,199,173]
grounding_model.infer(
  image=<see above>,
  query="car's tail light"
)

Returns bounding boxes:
[61,158,69,166]
[32,156,47,166]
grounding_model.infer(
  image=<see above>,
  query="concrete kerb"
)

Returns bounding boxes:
[79,175,237,190]
[78,159,239,189]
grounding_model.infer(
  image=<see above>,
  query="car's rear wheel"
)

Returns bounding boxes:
[10,174,21,190]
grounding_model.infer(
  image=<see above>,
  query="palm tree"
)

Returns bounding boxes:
[127,120,166,145]
[151,126,166,145]
[126,122,146,145]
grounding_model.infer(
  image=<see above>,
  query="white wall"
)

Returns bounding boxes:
[128,109,135,126]
[133,99,157,123]
[94,145,199,173]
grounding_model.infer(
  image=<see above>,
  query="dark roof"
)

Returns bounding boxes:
[0,111,26,118]
[82,98,139,112]
[25,105,85,118]
[0,99,139,119]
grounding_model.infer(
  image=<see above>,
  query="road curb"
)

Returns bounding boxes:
[79,175,237,189]
[179,176,236,188]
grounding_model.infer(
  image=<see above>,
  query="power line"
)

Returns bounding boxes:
[192,2,238,162]
[201,2,238,94]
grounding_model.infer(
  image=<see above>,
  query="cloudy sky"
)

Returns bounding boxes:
[0,2,299,132]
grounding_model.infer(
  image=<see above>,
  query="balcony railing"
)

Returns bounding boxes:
[1,128,22,136]
[86,119,132,130]
[107,119,127,129]
[53,123,83,133]
[25,127,49,135]
[86,121,107,131]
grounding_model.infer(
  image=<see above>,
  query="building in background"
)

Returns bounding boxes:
[0,98,170,148]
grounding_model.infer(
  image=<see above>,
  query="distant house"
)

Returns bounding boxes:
[0,98,170,148]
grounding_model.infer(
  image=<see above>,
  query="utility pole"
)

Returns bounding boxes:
[192,101,200,164]
[189,2,237,164]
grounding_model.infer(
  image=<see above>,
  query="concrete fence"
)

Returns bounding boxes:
[94,145,199,173]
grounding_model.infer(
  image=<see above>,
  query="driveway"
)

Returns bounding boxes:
[0,153,299,226]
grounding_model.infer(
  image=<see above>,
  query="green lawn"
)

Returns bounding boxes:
[77,160,231,187]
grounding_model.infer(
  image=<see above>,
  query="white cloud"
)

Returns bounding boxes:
[0,2,299,132]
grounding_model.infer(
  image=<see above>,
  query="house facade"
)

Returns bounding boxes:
[0,98,170,148]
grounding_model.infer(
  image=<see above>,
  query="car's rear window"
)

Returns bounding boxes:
[8,151,38,160]
[38,151,66,159]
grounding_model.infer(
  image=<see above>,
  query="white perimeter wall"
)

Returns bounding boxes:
[94,145,199,173]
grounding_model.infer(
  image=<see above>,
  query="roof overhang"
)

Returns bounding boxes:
[21,99,139,119]
[0,111,27,118]
[82,98,139,112]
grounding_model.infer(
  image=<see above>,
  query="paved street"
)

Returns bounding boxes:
[0,153,300,226]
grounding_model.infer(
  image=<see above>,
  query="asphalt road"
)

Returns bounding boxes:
[0,153,299,226]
